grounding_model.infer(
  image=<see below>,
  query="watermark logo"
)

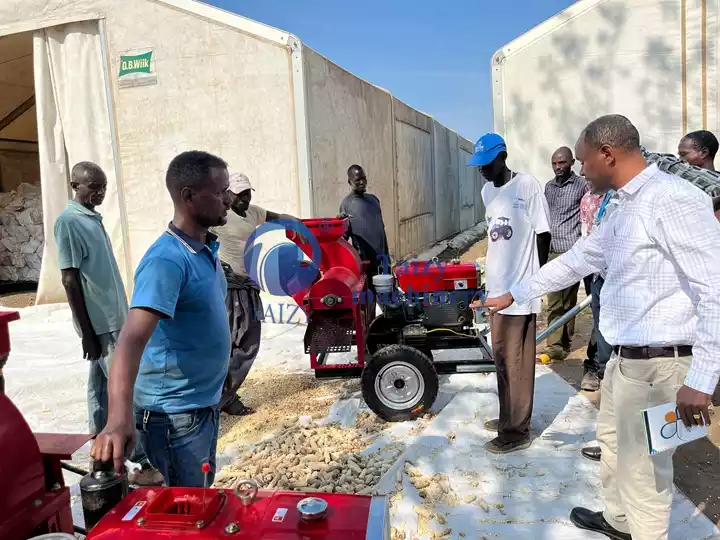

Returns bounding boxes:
[244,218,322,296]
[244,220,479,306]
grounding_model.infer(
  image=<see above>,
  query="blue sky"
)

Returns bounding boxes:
[209,0,577,141]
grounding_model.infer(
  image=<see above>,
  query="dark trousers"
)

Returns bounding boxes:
[220,317,262,410]
[583,275,596,362]
[491,313,537,443]
[583,276,613,375]
[546,253,580,361]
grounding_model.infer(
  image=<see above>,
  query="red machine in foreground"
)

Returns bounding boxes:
[86,481,387,539]
[0,310,91,539]
[288,218,494,422]
[0,310,389,539]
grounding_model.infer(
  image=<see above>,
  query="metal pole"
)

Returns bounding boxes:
[536,295,592,344]
[61,462,90,477]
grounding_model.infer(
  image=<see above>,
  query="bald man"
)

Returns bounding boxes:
[55,162,128,434]
[543,147,589,364]
[55,162,160,485]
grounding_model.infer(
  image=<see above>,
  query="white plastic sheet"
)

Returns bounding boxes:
[6,304,719,538]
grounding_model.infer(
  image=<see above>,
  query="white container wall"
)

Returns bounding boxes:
[492,0,720,184]
[303,48,397,253]
[1,0,484,308]
[304,50,483,258]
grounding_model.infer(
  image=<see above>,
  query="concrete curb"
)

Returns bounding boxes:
[413,222,488,261]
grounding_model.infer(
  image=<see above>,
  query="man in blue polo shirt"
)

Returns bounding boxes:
[91,151,232,487]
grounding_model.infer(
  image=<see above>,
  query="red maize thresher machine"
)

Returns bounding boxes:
[287,218,494,422]
[0,310,389,539]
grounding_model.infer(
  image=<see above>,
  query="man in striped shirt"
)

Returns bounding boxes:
[542,147,589,362]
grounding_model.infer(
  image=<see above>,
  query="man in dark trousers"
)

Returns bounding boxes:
[338,165,390,287]
[91,151,232,487]
[54,162,162,485]
[213,172,296,416]
[468,133,552,454]
[543,147,589,363]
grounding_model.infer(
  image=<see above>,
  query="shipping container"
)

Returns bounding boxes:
[0,0,484,313]
[492,0,719,184]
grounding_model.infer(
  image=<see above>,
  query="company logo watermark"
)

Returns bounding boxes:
[244,220,479,307]
[244,218,323,296]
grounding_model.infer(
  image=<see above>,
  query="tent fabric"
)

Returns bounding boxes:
[33,21,126,304]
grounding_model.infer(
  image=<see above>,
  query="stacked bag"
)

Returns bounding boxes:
[0,183,44,282]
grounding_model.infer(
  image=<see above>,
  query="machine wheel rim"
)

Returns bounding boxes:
[374,361,424,410]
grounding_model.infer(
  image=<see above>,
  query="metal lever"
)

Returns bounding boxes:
[232,478,259,507]
[535,296,592,344]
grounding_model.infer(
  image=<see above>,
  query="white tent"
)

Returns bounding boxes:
[0,0,484,310]
[492,0,720,183]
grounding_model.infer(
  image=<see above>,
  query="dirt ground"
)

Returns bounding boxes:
[461,236,720,526]
[0,291,36,309]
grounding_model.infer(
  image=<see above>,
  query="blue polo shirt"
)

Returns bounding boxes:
[132,224,229,413]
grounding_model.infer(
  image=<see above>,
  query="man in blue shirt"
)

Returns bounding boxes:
[91,151,232,487]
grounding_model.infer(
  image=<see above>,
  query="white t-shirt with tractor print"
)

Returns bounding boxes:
[481,172,551,316]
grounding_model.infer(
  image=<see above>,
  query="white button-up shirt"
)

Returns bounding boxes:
[512,163,720,395]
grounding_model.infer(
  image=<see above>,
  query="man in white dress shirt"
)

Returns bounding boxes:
[478,115,720,540]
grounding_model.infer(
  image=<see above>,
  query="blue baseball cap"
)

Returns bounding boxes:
[467,133,507,167]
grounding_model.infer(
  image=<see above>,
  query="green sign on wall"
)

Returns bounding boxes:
[118,48,157,88]
[119,51,153,77]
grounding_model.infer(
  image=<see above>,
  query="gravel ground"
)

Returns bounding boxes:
[217,370,349,451]
[0,291,36,309]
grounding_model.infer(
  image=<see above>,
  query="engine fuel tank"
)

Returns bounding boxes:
[86,486,389,539]
[395,260,480,294]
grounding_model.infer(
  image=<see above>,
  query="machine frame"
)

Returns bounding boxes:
[286,218,495,422]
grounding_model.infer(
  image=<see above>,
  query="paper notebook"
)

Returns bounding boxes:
[642,402,709,455]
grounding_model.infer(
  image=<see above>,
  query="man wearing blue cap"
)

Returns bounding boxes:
[468,133,551,454]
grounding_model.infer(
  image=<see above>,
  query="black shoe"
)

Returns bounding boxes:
[484,419,498,432]
[581,369,601,391]
[485,436,531,454]
[569,507,631,539]
[581,446,601,462]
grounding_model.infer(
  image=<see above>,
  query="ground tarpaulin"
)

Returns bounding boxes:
[5,304,719,538]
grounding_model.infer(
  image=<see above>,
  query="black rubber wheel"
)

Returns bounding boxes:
[418,348,433,360]
[490,230,499,241]
[366,314,400,355]
[361,345,439,422]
